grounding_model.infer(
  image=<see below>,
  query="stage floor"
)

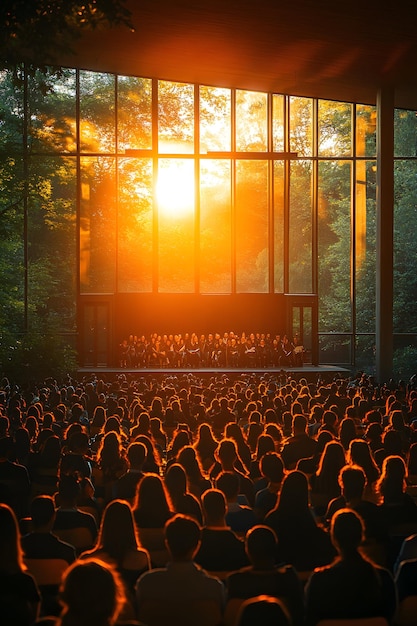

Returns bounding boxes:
[77,364,351,383]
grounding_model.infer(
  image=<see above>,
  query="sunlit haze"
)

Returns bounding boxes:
[156,159,195,217]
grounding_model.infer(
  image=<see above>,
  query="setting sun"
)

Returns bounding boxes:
[156,159,195,217]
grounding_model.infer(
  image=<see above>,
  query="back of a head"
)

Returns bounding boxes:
[216,471,240,502]
[292,414,307,434]
[136,473,168,511]
[338,465,366,501]
[30,495,55,529]
[278,470,309,513]
[255,435,275,459]
[165,463,187,497]
[59,558,125,626]
[390,409,405,429]
[100,499,137,552]
[218,438,238,464]
[245,525,278,564]
[331,508,364,555]
[165,514,201,560]
[260,452,284,483]
[236,595,291,626]
[58,474,81,504]
[323,409,338,426]
[127,441,147,469]
[177,445,197,468]
[378,454,407,500]
[201,488,226,524]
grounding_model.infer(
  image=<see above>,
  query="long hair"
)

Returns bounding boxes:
[97,431,125,470]
[315,440,346,496]
[0,503,25,574]
[376,454,407,503]
[133,473,173,527]
[348,438,380,485]
[164,463,188,508]
[276,470,311,517]
[94,500,140,568]
[177,445,207,482]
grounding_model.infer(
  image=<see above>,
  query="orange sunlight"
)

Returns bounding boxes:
[156,159,195,218]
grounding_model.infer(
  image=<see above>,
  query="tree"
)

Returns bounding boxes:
[0,0,133,72]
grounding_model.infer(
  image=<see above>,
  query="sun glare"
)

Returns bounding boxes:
[156,160,195,218]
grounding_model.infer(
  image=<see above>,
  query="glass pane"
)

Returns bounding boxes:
[83,305,96,366]
[118,158,153,292]
[393,335,417,380]
[0,69,24,153]
[319,334,352,364]
[394,109,417,157]
[80,71,115,153]
[292,307,300,336]
[394,161,417,332]
[29,69,77,153]
[200,86,231,152]
[0,154,25,333]
[96,304,109,366]
[356,161,377,333]
[303,307,312,362]
[236,90,268,151]
[0,72,26,332]
[118,76,152,151]
[318,100,352,157]
[200,160,232,293]
[290,96,313,156]
[273,94,285,152]
[318,160,352,332]
[289,160,312,293]
[158,80,194,153]
[82,303,109,366]
[274,160,285,292]
[28,157,76,331]
[158,159,195,292]
[356,105,377,157]
[80,157,116,293]
[236,160,269,292]
[355,335,376,375]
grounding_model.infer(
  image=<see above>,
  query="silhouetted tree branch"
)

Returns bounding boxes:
[0,0,134,73]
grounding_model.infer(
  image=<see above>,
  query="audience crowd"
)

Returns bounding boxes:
[1,369,417,625]
[119,331,305,369]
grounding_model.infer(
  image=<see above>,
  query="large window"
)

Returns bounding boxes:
[2,68,417,375]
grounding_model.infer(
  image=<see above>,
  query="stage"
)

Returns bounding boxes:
[77,364,351,384]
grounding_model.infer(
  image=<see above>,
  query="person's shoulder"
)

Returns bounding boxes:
[306,562,334,583]
[136,566,167,585]
[226,565,252,580]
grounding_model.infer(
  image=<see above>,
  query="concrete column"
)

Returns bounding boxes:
[375,87,394,384]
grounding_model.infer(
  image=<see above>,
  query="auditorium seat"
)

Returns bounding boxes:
[395,595,417,626]
[138,598,223,626]
[53,527,94,554]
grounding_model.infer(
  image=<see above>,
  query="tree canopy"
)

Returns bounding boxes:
[0,0,133,71]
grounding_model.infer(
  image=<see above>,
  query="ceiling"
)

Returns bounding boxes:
[65,0,417,109]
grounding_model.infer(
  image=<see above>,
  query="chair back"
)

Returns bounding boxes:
[318,618,390,626]
[53,527,94,553]
[138,598,223,626]
[395,595,417,626]
[24,558,69,586]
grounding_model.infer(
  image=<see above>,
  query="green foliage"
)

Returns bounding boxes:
[393,345,417,381]
[0,329,78,385]
[0,0,133,73]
